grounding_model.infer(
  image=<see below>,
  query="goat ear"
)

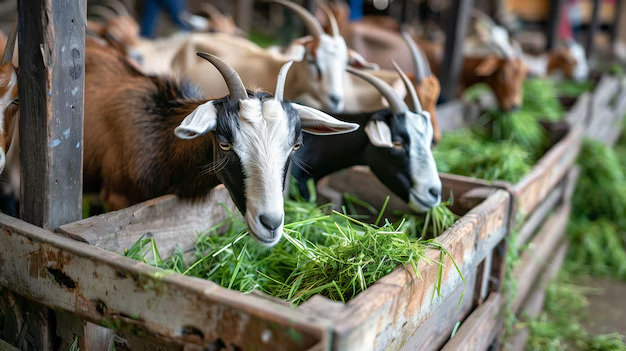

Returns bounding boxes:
[291,103,359,135]
[365,120,393,148]
[348,49,379,70]
[175,101,218,139]
[474,56,501,76]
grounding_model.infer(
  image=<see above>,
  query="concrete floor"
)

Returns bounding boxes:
[582,277,626,336]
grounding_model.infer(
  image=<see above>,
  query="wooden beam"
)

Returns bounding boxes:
[610,0,624,49]
[440,0,474,103]
[545,0,563,50]
[17,0,85,230]
[585,0,601,58]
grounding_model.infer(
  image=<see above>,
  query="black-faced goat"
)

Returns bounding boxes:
[291,63,441,212]
[83,38,358,246]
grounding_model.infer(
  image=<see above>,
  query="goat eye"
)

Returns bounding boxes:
[11,99,18,105]
[392,141,403,149]
[219,142,231,151]
[293,142,302,151]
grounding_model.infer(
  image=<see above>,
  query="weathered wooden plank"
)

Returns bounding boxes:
[440,293,502,351]
[440,0,474,102]
[513,125,583,217]
[397,270,477,351]
[512,204,570,313]
[0,214,331,350]
[17,0,86,229]
[58,187,237,260]
[301,190,511,351]
[564,92,590,126]
[516,180,565,246]
[509,241,569,351]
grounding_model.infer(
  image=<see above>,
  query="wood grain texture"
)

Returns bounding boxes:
[303,190,511,351]
[17,0,86,229]
[516,180,565,246]
[58,186,237,260]
[508,241,569,351]
[512,204,571,313]
[0,213,331,350]
[440,293,502,351]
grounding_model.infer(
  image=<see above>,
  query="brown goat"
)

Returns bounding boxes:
[0,25,19,174]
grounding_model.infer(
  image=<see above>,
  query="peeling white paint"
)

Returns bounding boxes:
[49,139,61,148]
[63,128,71,139]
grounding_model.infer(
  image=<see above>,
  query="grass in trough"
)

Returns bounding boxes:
[124,188,460,305]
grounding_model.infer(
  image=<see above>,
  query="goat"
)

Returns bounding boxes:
[523,40,589,82]
[0,25,20,216]
[83,38,358,246]
[292,62,441,213]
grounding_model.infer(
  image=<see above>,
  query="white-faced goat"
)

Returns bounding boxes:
[291,63,442,212]
[83,38,358,246]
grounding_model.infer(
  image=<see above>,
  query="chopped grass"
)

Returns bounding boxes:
[124,190,461,305]
[555,80,595,98]
[434,129,532,183]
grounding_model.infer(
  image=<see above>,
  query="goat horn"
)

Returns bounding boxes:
[390,60,422,113]
[472,9,496,29]
[2,21,17,66]
[89,5,119,20]
[197,53,247,101]
[401,32,431,84]
[271,0,322,40]
[347,67,406,115]
[274,61,293,101]
[317,1,340,37]
[103,0,130,17]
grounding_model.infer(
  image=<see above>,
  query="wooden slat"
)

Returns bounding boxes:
[585,0,601,57]
[440,0,474,102]
[58,187,237,260]
[302,190,511,351]
[440,293,502,351]
[17,0,85,229]
[0,214,331,350]
[508,241,569,351]
[513,125,583,217]
[564,92,590,126]
[512,204,571,313]
[516,180,565,246]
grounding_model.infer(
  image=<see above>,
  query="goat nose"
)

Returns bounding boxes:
[259,213,283,231]
[428,186,441,201]
[509,104,521,112]
[329,94,340,106]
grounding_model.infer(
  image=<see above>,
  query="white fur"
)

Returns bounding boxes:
[405,111,441,212]
[235,98,291,245]
[568,42,589,82]
[307,34,349,113]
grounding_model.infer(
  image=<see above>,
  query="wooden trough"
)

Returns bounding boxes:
[585,74,626,145]
[317,100,585,350]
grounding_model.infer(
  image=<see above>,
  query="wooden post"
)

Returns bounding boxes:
[236,0,253,33]
[545,0,563,50]
[585,0,601,57]
[610,0,623,45]
[17,0,85,230]
[440,0,474,103]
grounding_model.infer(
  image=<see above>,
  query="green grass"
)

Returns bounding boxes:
[124,188,460,305]
[555,80,595,98]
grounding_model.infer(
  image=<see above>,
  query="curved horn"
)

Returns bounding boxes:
[274,61,293,101]
[197,52,247,101]
[347,67,406,115]
[2,21,17,66]
[318,1,340,37]
[401,32,431,84]
[103,0,130,17]
[89,5,119,20]
[390,60,422,113]
[271,0,323,40]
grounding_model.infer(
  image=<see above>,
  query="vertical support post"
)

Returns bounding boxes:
[440,0,474,103]
[585,0,601,57]
[545,0,563,50]
[610,0,623,44]
[236,0,253,33]
[17,0,85,230]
